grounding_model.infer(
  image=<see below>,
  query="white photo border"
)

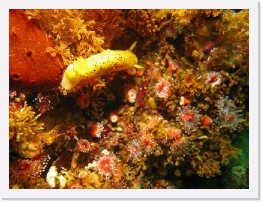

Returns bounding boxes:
[1,0,259,199]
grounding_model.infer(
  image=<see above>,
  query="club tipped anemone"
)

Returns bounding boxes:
[140,133,157,154]
[177,106,201,133]
[168,60,179,73]
[124,86,137,104]
[201,115,213,126]
[215,96,243,130]
[205,71,222,88]
[109,112,120,123]
[155,78,171,100]
[97,152,116,178]
[127,139,143,162]
[76,93,90,108]
[180,96,190,106]
[76,139,91,153]
[203,41,215,53]
[216,109,242,130]
[169,135,191,159]
[90,122,104,138]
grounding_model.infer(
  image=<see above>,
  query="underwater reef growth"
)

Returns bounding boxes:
[9,9,249,189]
[9,101,56,158]
[26,9,130,65]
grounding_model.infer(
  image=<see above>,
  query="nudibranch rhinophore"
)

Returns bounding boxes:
[61,42,143,92]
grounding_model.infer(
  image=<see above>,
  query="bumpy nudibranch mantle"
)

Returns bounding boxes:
[61,42,143,92]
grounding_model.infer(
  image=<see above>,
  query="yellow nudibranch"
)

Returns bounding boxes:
[61,42,143,92]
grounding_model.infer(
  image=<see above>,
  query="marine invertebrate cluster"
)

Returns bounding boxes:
[191,152,221,178]
[9,9,249,189]
[33,93,58,114]
[26,9,130,65]
[9,151,51,188]
[9,101,56,158]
